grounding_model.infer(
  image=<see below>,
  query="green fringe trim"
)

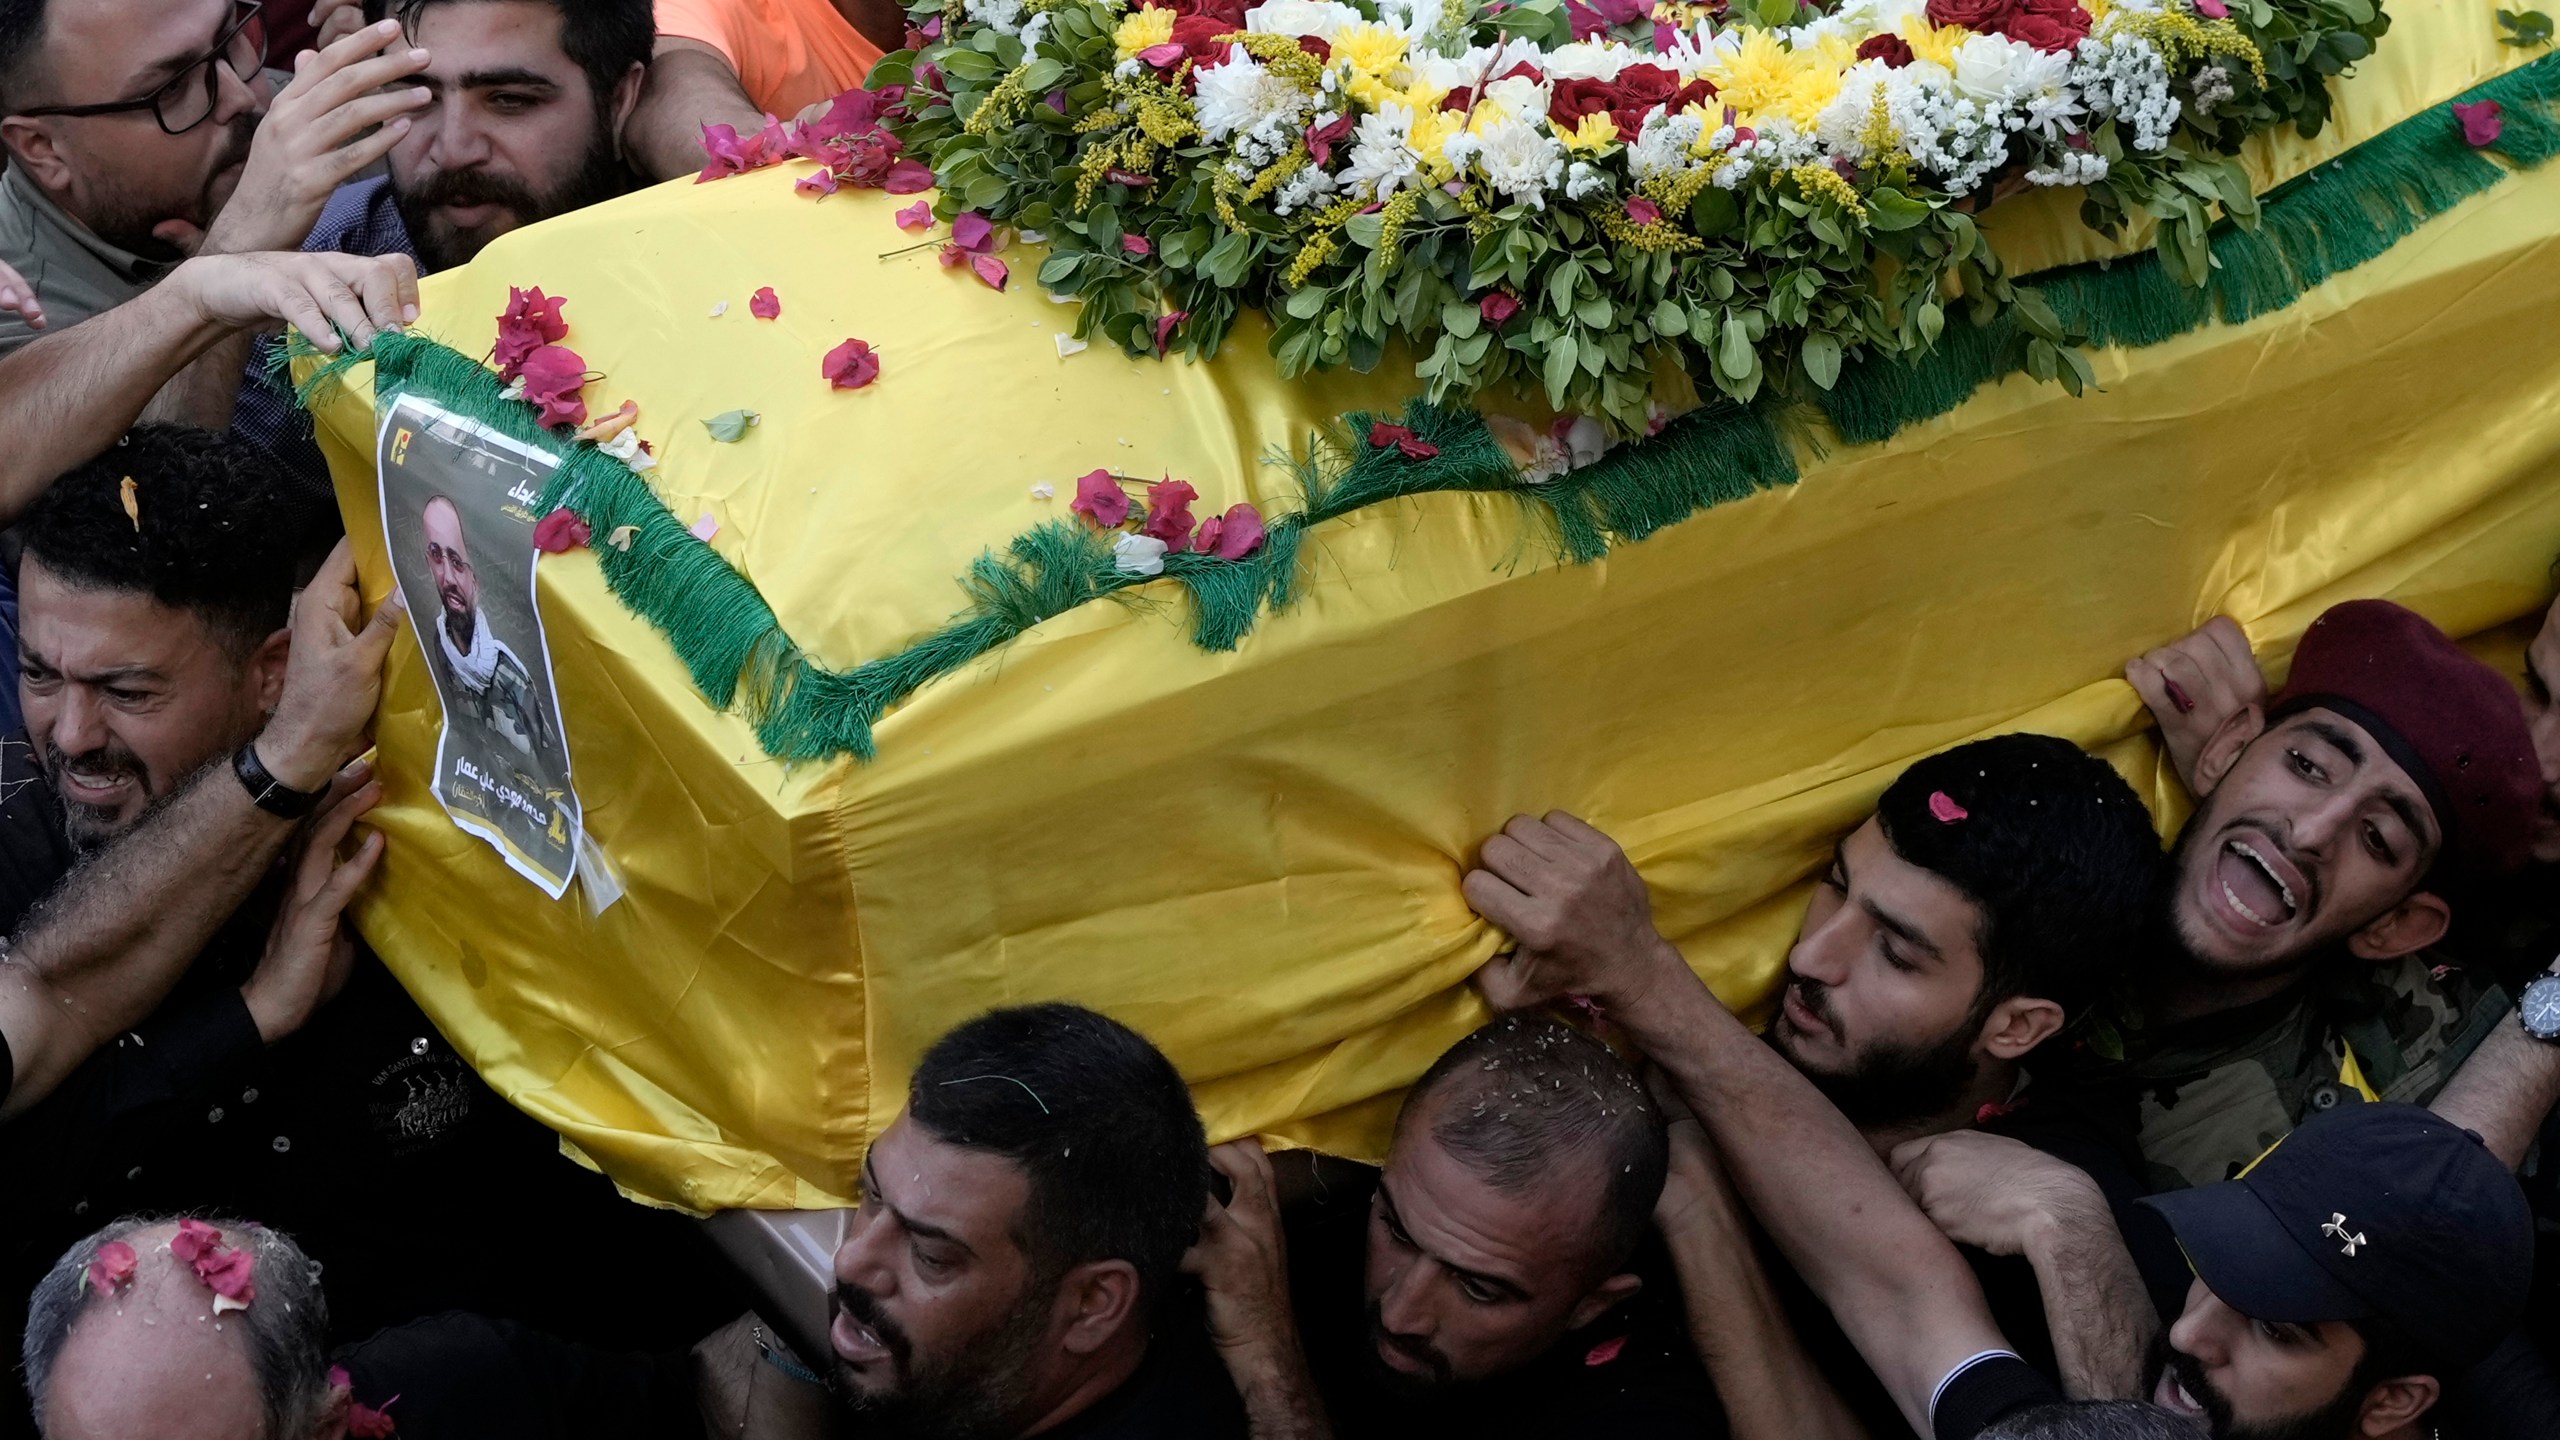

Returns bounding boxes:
[1818,51,2560,446]
[296,333,1795,763]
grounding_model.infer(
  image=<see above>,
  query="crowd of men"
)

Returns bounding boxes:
[0,0,2556,1437]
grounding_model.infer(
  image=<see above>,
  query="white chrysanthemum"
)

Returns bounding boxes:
[1628,108,1706,182]
[964,0,1025,36]
[1472,111,1567,207]
[1650,23,1732,72]
[1542,40,1637,81]
[1193,53,1296,142]
[1340,103,1425,199]
[1374,0,1448,40]
[1950,32,2071,105]
[1814,60,1894,160]
[1828,0,1934,33]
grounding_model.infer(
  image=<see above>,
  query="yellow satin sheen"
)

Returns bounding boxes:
[315,0,2560,1211]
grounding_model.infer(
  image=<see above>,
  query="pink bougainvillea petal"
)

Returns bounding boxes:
[532,511,592,554]
[896,199,933,230]
[796,168,842,198]
[517,344,590,429]
[1154,309,1188,353]
[1624,196,1662,225]
[2453,99,2503,148]
[750,287,782,320]
[970,253,1010,291]
[493,287,570,380]
[1928,791,1970,823]
[1122,234,1153,257]
[1585,1335,1629,1367]
[347,1397,399,1438]
[951,211,996,252]
[1479,291,1519,327]
[1368,421,1414,449]
[1070,468,1131,527]
[882,159,935,193]
[2193,0,2227,13]
[1205,503,1264,559]
[1137,40,1186,66]
[170,1219,221,1264]
[822,337,882,390]
[1141,478,1199,550]
[88,1241,138,1296]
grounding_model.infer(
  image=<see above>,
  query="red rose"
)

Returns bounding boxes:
[1143,0,1247,25]
[2002,0,2091,49]
[1547,76,1620,129]
[1924,0,2018,29]
[1169,14,1236,76]
[1856,33,1916,65]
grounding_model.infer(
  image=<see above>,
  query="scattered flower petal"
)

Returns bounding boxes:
[516,344,589,429]
[750,287,782,320]
[708,300,729,318]
[1030,482,1056,500]
[1368,421,1439,460]
[494,287,570,379]
[1929,791,1970,823]
[1112,532,1170,575]
[1195,503,1265,559]
[348,1396,399,1438]
[796,168,842,198]
[970,254,1010,291]
[1155,309,1188,353]
[2454,99,2503,147]
[692,514,720,541]
[1584,1336,1628,1367]
[607,524,640,551]
[1624,196,1662,226]
[823,337,882,389]
[896,200,933,230]
[574,399,639,445]
[119,476,140,531]
[600,428,654,471]
[951,211,997,252]
[1071,468,1131,526]
[88,1241,137,1297]
[1056,332,1089,358]
[533,511,592,554]
[1141,479,1199,550]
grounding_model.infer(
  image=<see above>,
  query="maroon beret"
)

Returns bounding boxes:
[2272,599,2539,878]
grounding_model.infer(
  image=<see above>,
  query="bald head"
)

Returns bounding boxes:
[25,1218,335,1440]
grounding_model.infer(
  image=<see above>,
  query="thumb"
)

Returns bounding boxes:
[359,588,406,649]
[151,217,211,257]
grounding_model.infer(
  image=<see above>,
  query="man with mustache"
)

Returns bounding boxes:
[2104,600,2544,1192]
[1179,1012,1721,1440]
[1,3,436,423]
[232,0,651,487]
[699,1002,1247,1440]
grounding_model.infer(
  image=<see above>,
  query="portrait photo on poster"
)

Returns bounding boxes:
[377,393,584,898]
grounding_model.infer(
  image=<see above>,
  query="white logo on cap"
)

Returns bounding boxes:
[2320,1213,2367,1257]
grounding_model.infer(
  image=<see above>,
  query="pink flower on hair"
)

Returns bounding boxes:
[1928,791,1969,823]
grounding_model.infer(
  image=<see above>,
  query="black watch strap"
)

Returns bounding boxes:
[233,743,323,819]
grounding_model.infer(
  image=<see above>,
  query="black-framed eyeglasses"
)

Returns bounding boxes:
[13,1,266,136]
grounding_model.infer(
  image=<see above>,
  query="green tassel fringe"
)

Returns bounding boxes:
[1820,51,2560,446]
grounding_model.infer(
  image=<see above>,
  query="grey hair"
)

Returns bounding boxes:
[1980,1401,2202,1440]
[23,1216,333,1439]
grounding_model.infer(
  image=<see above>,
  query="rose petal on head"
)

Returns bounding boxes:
[170,1219,222,1264]
[88,1241,138,1297]
[1070,468,1132,527]
[750,287,782,320]
[1929,791,1970,823]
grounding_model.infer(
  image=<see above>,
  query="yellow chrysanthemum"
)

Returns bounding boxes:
[1900,22,1969,70]
[1554,111,1620,152]
[1331,22,1410,81]
[1704,28,1845,131]
[1408,105,1464,179]
[1113,5,1173,61]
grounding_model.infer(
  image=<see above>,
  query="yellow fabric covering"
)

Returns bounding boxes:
[315,0,2560,1211]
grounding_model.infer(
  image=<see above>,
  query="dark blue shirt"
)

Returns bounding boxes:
[230,175,422,496]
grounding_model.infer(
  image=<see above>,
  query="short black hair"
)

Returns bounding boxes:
[1401,1013,1668,1278]
[906,1004,1209,1320]
[378,0,653,111]
[1875,734,2161,1026]
[1980,1401,2198,1440]
[20,425,336,656]
[0,0,51,107]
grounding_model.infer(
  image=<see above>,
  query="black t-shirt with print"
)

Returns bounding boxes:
[1284,1164,1726,1440]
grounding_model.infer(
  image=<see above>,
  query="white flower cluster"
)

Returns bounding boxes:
[966,0,1028,37]
[2070,30,2179,152]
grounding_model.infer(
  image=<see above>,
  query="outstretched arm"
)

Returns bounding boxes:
[1654,1084,1870,1440]
[2430,958,2560,1170]
[1465,812,2015,1437]
[626,38,768,182]
[0,251,418,523]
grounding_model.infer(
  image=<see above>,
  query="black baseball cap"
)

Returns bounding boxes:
[2136,1102,2531,1372]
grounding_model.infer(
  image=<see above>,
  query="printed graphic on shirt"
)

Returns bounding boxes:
[378,394,583,897]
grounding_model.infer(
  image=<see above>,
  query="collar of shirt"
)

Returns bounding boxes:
[1,162,176,291]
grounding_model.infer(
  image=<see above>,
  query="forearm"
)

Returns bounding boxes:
[2018,1196,2155,1399]
[1225,1342,1334,1440]
[1612,946,2008,1431]
[0,277,226,519]
[3,759,297,1093]
[627,42,766,181]
[1660,1176,1870,1440]
[2430,1015,2560,1170]
[138,328,257,429]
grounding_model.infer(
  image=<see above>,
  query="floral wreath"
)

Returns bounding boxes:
[857,0,2389,432]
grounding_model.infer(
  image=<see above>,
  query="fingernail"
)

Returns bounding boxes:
[403,304,419,321]
[410,47,429,60]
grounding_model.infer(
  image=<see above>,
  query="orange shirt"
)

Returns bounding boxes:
[655,0,885,117]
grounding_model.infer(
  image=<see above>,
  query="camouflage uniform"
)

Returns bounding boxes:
[2112,956,2513,1193]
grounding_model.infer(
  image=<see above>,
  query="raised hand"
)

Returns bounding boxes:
[201,19,433,255]
[174,250,421,352]
[1462,811,1684,1016]
[241,771,384,1042]
[257,539,406,793]
[2124,615,2266,794]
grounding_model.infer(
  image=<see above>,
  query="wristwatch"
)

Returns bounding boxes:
[2520,962,2560,1043]
[233,742,324,819]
